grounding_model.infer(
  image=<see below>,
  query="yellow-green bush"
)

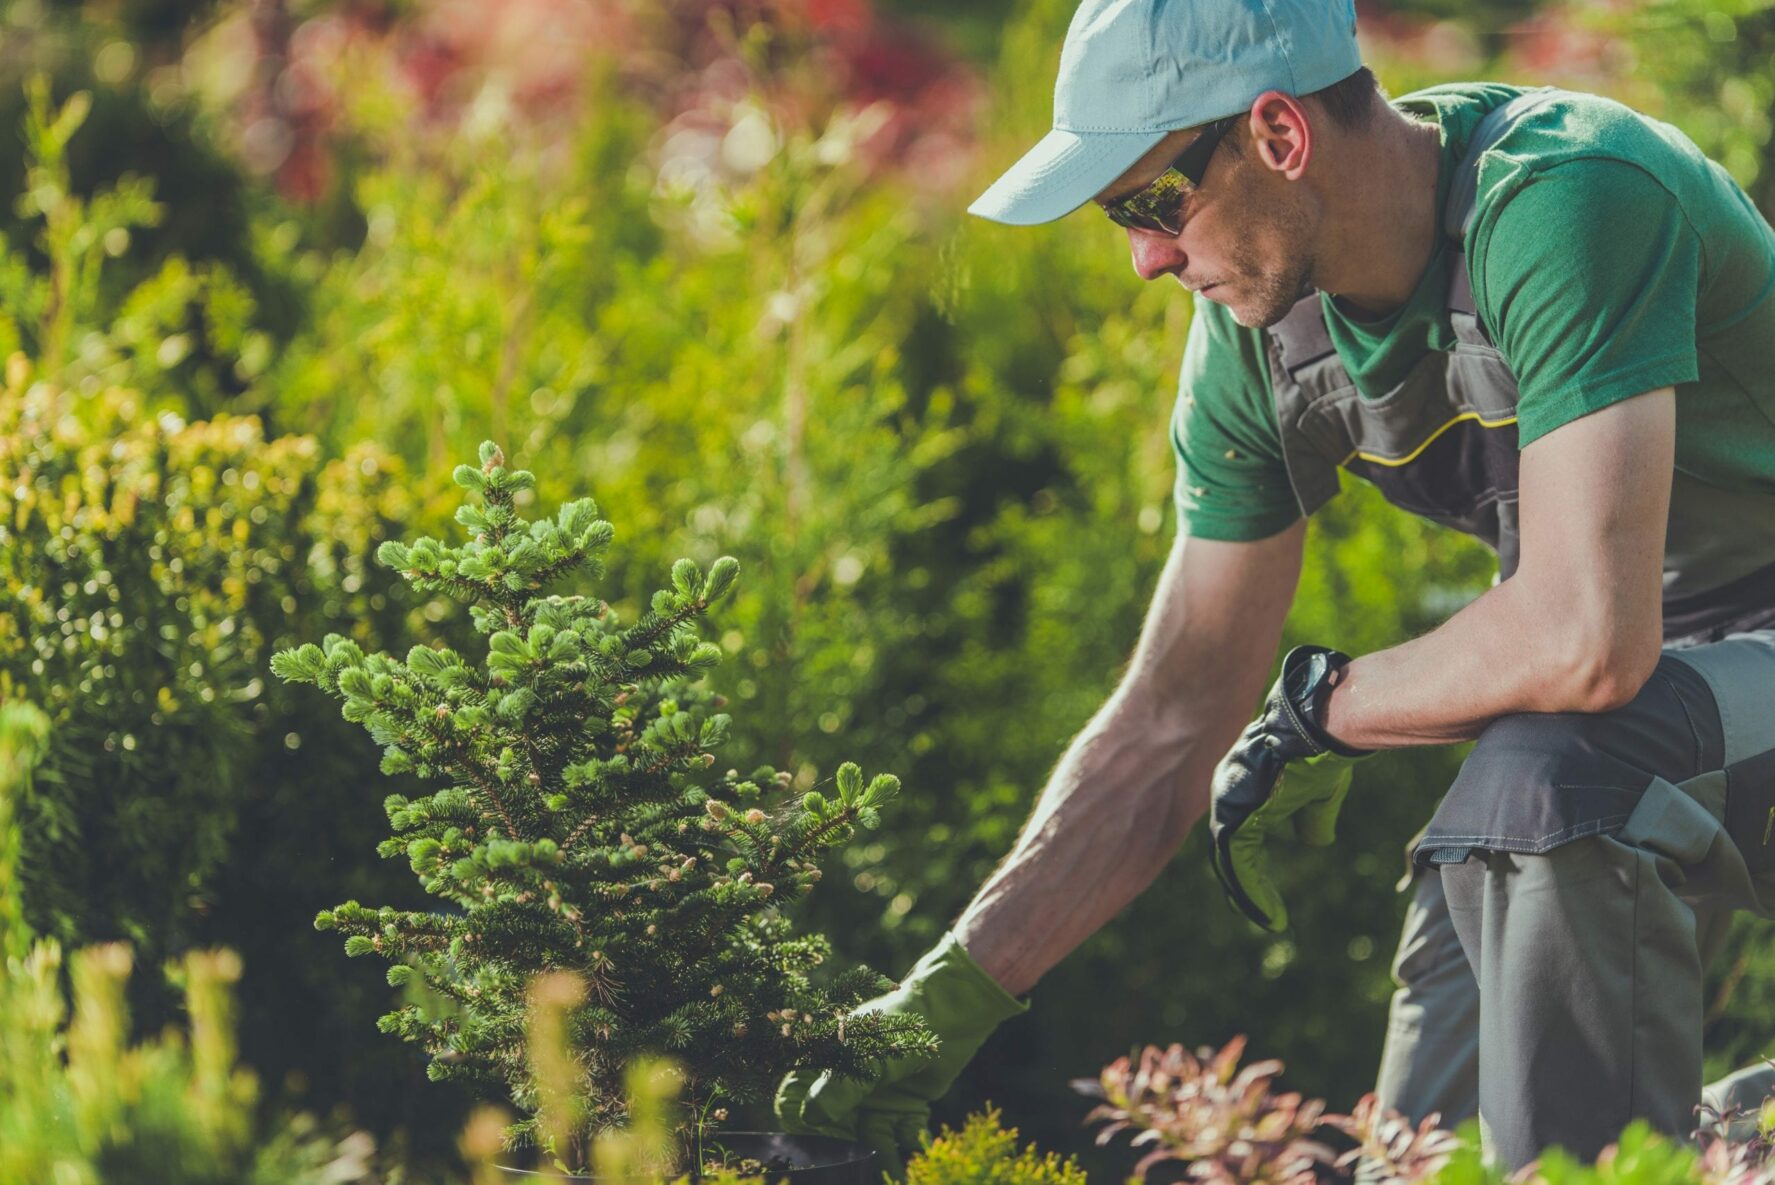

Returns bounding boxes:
[0,374,402,955]
[904,1109,1089,1185]
[0,81,408,962]
[0,79,462,1150]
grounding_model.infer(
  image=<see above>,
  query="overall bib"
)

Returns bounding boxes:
[1264,91,1775,1165]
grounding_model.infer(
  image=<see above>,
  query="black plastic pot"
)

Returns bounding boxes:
[497,1131,878,1185]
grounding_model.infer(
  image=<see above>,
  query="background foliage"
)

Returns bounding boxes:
[2,0,1774,1178]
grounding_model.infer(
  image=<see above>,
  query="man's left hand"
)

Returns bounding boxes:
[1208,645,1370,932]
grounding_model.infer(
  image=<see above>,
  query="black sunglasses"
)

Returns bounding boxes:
[1098,116,1237,236]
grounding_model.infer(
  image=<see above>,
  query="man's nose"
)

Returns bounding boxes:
[1127,227,1186,282]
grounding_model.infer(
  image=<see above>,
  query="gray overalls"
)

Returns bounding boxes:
[1264,90,1775,1166]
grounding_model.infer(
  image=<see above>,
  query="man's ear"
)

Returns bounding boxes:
[1244,91,1313,180]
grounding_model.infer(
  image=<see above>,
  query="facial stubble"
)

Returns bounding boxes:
[1223,198,1316,330]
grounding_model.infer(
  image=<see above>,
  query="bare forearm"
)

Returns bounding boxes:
[1320,391,1673,749]
[947,524,1303,996]
[1320,571,1659,749]
[951,692,1230,997]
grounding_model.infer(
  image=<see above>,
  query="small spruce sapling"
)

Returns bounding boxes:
[273,443,934,1169]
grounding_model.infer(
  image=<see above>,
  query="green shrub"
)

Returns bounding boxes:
[0,78,406,962]
[903,1108,1089,1185]
[274,442,935,1170]
[0,376,401,956]
[0,77,446,1150]
[1428,1123,1742,1185]
[0,76,275,415]
[0,701,51,960]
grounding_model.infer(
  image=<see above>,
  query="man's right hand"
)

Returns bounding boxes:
[774,932,1027,1180]
[1208,645,1369,932]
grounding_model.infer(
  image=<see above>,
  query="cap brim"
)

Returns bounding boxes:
[967,126,1168,226]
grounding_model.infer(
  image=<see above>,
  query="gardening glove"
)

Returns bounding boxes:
[775,932,1027,1180]
[1208,645,1370,933]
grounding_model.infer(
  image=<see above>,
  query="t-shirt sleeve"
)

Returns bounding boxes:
[1476,158,1702,447]
[1170,305,1301,541]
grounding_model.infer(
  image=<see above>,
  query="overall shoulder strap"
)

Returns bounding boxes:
[1443,88,1562,345]
[1443,87,1563,242]
[1269,293,1335,377]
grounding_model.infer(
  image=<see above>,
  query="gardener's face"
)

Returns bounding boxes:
[1096,112,1317,329]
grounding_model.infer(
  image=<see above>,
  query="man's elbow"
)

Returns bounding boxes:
[1557,625,1662,714]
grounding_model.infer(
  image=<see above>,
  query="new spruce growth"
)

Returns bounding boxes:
[273,442,933,1164]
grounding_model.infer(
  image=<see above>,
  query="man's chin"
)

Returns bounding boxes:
[1224,287,1311,330]
[1196,266,1316,329]
[1226,301,1263,329]
[1191,283,1262,328]
[1220,293,1271,330]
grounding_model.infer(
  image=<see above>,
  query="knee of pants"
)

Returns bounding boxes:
[1419,695,1701,865]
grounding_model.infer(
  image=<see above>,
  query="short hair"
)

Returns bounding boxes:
[1310,66,1385,129]
[1217,66,1384,156]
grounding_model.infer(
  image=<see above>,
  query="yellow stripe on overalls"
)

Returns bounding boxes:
[1338,410,1519,468]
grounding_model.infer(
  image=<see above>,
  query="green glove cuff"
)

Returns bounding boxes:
[900,932,1029,1041]
[774,932,1027,1154]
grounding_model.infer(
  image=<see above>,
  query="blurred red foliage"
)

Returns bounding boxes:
[1499,7,1632,85]
[1352,0,1637,91]
[215,0,980,204]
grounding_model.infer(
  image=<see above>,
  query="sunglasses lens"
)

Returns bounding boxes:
[1106,208,1160,234]
[1105,169,1187,235]
[1102,119,1233,236]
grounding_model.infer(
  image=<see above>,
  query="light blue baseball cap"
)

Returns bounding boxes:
[969,0,1362,226]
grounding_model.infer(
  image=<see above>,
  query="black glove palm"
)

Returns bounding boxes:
[1208,645,1369,931]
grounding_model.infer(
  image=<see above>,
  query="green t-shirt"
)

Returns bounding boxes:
[1171,82,1775,542]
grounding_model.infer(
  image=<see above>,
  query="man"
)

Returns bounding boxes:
[778,0,1775,1171]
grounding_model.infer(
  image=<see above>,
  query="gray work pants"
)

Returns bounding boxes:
[1372,632,1775,1170]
